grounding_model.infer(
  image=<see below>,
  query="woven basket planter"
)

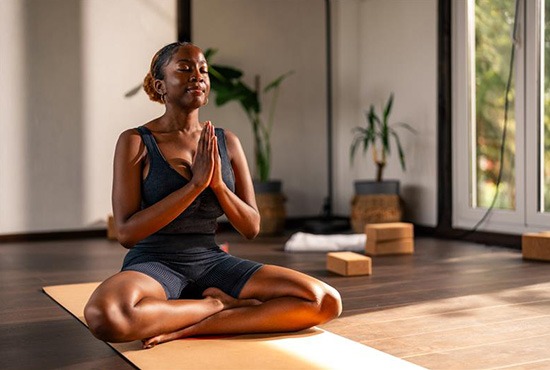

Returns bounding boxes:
[350,193,403,233]
[254,180,286,236]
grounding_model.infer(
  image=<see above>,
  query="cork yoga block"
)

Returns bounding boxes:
[522,232,550,262]
[365,222,414,255]
[326,252,372,276]
[365,222,414,241]
[366,238,414,256]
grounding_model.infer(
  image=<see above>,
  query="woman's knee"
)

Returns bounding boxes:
[287,277,342,326]
[317,285,343,322]
[84,297,133,342]
[242,265,342,324]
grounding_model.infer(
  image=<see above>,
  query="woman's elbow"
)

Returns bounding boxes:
[115,226,137,249]
[243,225,260,239]
[118,237,136,249]
[241,214,261,239]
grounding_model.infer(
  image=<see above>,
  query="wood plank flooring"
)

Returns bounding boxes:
[0,233,549,369]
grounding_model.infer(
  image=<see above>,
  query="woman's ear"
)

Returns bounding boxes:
[154,79,166,97]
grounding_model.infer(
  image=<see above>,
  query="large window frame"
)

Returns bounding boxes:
[452,0,550,234]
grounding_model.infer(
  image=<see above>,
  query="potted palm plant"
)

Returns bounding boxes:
[205,48,293,234]
[350,93,415,193]
[349,93,415,231]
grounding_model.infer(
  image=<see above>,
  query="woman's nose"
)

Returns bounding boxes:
[190,70,203,82]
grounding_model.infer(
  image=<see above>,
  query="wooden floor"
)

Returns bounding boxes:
[1,232,549,369]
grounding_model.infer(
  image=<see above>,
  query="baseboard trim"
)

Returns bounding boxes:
[415,224,521,249]
[0,229,107,243]
[1,218,521,249]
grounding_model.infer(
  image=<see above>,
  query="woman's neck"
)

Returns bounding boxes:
[158,108,202,133]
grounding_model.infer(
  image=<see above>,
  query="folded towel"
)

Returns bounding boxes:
[284,232,366,252]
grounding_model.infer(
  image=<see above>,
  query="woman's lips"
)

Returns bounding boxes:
[186,85,205,95]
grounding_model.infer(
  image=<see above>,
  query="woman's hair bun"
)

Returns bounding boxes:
[143,72,162,103]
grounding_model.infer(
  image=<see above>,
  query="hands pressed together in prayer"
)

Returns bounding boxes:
[191,121,224,191]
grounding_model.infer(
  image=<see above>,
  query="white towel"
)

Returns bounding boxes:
[284,232,366,252]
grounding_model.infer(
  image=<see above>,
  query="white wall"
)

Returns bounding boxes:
[331,0,363,217]
[193,0,328,217]
[81,0,176,227]
[0,0,27,233]
[195,0,438,225]
[1,0,85,233]
[0,0,437,234]
[0,0,175,234]
[332,0,438,226]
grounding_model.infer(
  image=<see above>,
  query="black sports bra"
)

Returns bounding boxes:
[135,126,235,235]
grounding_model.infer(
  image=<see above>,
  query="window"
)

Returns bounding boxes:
[542,0,550,212]
[453,0,550,233]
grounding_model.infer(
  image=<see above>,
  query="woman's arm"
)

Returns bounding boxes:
[112,127,215,248]
[210,129,260,239]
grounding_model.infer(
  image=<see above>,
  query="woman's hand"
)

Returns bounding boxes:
[190,121,215,190]
[209,129,225,191]
[208,129,260,239]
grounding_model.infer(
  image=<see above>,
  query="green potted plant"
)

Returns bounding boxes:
[349,93,415,231]
[205,48,293,234]
[350,92,415,194]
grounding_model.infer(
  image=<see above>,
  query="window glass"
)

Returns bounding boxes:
[473,0,516,209]
[543,0,550,212]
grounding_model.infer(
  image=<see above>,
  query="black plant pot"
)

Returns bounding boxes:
[253,179,282,194]
[354,180,400,195]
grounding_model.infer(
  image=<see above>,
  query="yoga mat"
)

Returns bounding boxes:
[43,282,423,369]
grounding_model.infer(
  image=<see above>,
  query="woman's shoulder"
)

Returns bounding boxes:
[115,127,147,158]
[118,119,157,142]
[216,127,245,161]
[118,127,143,143]
[217,127,239,144]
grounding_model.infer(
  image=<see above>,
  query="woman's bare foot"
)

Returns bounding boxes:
[142,328,188,349]
[141,288,261,349]
[202,287,261,309]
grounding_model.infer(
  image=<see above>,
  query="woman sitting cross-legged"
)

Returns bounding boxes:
[83,41,342,349]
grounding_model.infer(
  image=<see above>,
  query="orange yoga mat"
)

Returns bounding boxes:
[43,282,423,370]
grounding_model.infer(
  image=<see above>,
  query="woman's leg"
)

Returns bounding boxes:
[83,270,246,343]
[143,265,342,347]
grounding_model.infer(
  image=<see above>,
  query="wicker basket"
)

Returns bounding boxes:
[256,193,286,235]
[350,194,403,233]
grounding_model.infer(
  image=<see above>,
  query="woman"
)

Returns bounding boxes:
[84,41,342,349]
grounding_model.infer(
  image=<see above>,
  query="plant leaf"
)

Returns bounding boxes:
[264,71,294,93]
[394,122,417,134]
[383,93,394,123]
[211,65,243,80]
[352,126,369,135]
[204,48,218,61]
[367,106,380,131]
[381,122,390,156]
[391,130,406,170]
[350,136,361,164]
[235,82,260,113]
[213,84,241,106]
[362,131,375,156]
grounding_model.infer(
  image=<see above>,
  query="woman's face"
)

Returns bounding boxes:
[162,44,210,109]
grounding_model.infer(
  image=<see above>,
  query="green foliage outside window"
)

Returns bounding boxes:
[475,0,550,212]
[474,0,516,210]
[544,0,550,212]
